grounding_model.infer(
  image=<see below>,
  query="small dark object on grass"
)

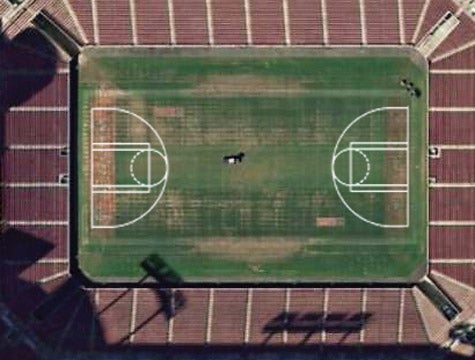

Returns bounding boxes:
[223,152,245,164]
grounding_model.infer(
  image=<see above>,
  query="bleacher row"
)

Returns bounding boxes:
[0,279,430,349]
[28,0,463,49]
[1,0,475,356]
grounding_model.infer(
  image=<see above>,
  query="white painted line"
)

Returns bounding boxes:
[2,258,69,265]
[10,106,68,112]
[206,288,214,344]
[322,288,329,343]
[5,144,66,150]
[435,144,475,150]
[63,0,89,44]
[206,0,214,46]
[129,289,138,343]
[360,289,367,343]
[397,0,405,44]
[283,288,290,344]
[430,221,475,226]
[430,183,475,188]
[167,0,176,45]
[430,69,475,74]
[1,69,68,75]
[412,0,431,44]
[167,290,174,344]
[244,0,252,45]
[282,0,290,45]
[359,0,367,45]
[321,0,329,45]
[82,43,418,49]
[37,270,68,284]
[397,289,405,344]
[129,0,138,45]
[430,107,475,112]
[66,63,71,266]
[244,288,253,344]
[6,221,68,226]
[56,295,85,351]
[432,39,475,63]
[3,183,68,188]
[90,0,99,44]
[430,259,475,264]
[40,258,69,264]
[90,290,100,350]
[431,270,475,293]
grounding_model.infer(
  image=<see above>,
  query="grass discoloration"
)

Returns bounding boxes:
[78,47,427,283]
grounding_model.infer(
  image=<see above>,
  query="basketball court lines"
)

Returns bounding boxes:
[92,143,153,194]
[348,141,408,193]
[331,106,410,228]
[90,107,169,229]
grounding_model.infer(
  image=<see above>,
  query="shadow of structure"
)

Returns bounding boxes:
[263,311,371,345]
[0,26,60,237]
[0,229,105,359]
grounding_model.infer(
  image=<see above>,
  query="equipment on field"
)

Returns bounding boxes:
[223,152,245,164]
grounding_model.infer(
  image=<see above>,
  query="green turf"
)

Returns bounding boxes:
[78,47,427,282]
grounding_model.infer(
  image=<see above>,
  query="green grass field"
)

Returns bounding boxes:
[78,47,427,283]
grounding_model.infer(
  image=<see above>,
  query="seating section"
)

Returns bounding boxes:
[212,0,246,45]
[173,0,208,44]
[249,0,285,45]
[288,0,324,44]
[326,0,361,44]
[365,0,400,44]
[96,0,133,44]
[135,0,170,44]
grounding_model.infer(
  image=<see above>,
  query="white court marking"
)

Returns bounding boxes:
[331,106,410,228]
[90,107,169,229]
